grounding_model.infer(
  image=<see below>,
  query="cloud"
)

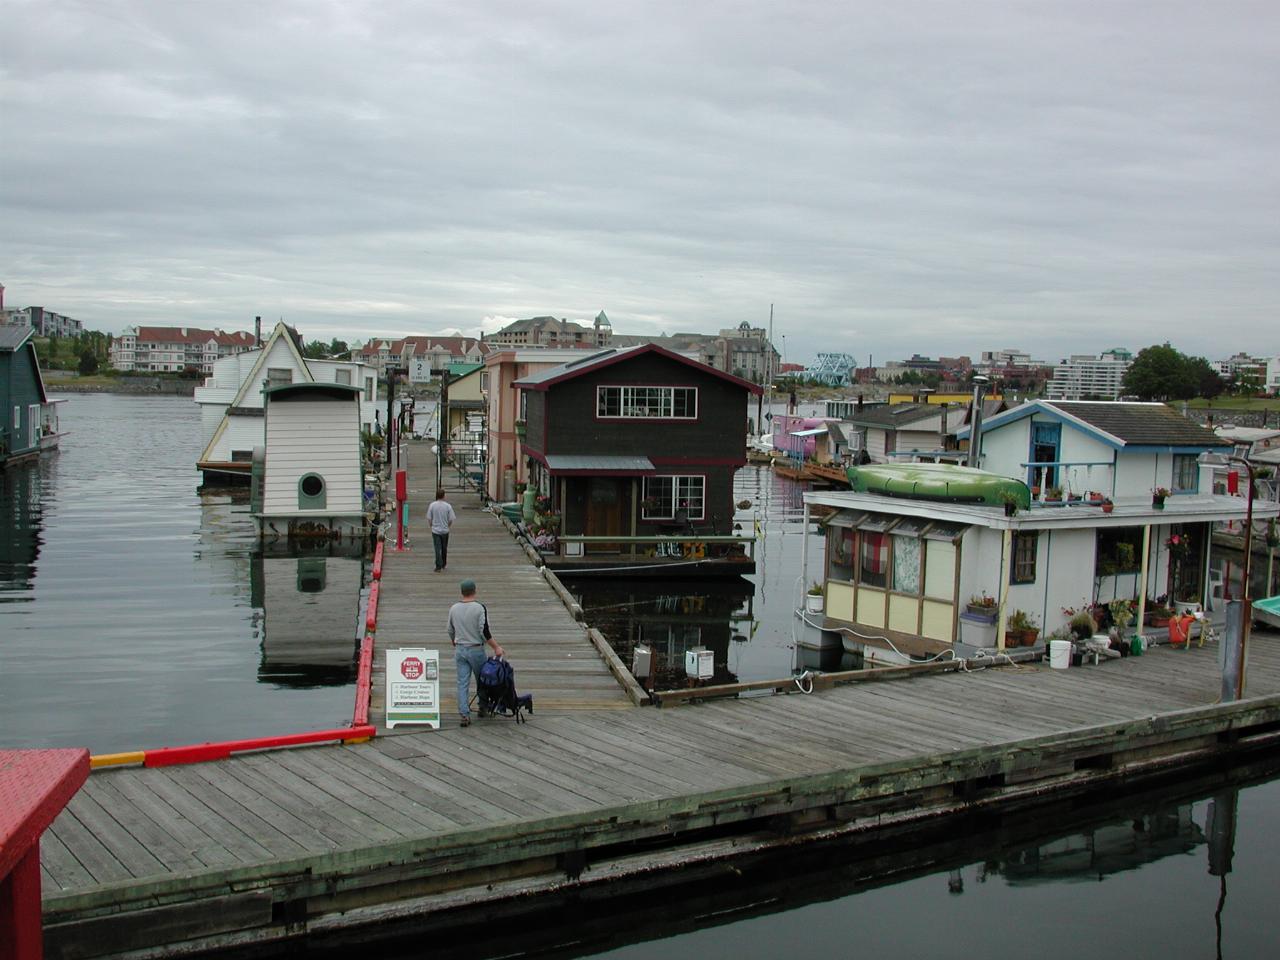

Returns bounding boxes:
[2,0,1278,364]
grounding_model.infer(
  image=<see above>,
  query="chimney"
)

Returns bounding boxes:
[254,316,262,345]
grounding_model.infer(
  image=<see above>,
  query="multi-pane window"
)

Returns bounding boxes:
[597,386,697,419]
[1172,454,1199,493]
[642,476,705,519]
[859,532,889,588]
[1011,532,1039,584]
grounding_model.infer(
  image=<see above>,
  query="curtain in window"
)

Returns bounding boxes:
[892,534,920,593]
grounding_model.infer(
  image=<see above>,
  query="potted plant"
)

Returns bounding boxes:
[1145,602,1173,627]
[966,593,998,622]
[998,490,1019,517]
[1006,609,1039,646]
[1069,610,1097,642]
[1108,598,1135,636]
[1100,496,1114,514]
[1045,486,1063,502]
[805,582,825,614]
[1152,486,1170,508]
[514,418,527,439]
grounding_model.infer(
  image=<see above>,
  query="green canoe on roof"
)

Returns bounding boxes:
[846,462,1031,508]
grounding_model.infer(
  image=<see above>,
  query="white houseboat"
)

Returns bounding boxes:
[802,400,1280,662]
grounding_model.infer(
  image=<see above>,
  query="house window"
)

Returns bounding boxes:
[1011,532,1039,584]
[827,526,854,582]
[859,532,889,588]
[1172,454,1199,493]
[12,406,18,429]
[267,368,292,387]
[597,385,697,419]
[641,476,705,520]
[365,377,374,401]
[335,369,351,385]
[1096,527,1142,576]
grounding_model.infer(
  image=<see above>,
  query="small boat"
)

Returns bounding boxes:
[847,462,1031,508]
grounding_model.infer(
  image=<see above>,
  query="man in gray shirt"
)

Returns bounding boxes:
[426,488,456,572]
[448,579,504,726]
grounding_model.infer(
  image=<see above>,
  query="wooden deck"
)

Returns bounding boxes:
[369,442,635,727]
[39,627,1280,955]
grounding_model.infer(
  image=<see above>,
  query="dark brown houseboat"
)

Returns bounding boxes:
[514,344,761,576]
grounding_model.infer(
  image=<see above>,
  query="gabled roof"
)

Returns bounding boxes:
[199,322,314,463]
[0,327,49,403]
[959,399,1230,448]
[513,343,763,394]
[0,326,34,351]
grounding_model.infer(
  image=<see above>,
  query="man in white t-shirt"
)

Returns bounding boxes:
[425,488,456,572]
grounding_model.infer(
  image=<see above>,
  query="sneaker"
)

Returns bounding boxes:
[459,715,471,727]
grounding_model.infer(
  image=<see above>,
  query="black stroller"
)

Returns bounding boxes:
[475,656,533,723]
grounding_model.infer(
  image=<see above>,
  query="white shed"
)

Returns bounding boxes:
[259,383,365,539]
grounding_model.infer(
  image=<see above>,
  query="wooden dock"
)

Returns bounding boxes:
[370,442,636,726]
[38,629,1280,955]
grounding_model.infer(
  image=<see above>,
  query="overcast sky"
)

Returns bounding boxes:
[3,1,1277,365]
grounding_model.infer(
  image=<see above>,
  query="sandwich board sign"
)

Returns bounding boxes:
[386,648,440,729]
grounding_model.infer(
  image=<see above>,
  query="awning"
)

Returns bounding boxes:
[543,455,655,475]
[790,426,829,437]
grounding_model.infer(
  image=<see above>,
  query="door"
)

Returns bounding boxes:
[29,404,40,450]
[1029,421,1061,489]
[585,478,626,553]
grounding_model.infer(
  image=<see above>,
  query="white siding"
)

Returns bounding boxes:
[263,399,362,516]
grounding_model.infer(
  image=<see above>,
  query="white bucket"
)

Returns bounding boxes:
[1049,639,1072,669]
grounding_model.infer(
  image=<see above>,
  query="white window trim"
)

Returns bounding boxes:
[641,474,707,520]
[597,384,698,420]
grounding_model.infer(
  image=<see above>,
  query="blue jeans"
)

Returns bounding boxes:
[455,644,487,717]
[432,532,449,570]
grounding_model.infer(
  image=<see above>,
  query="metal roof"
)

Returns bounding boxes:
[0,326,34,351]
[543,455,655,474]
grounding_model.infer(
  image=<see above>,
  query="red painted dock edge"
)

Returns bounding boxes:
[352,634,375,726]
[142,727,376,768]
[371,540,384,580]
[1,748,90,960]
[366,581,380,631]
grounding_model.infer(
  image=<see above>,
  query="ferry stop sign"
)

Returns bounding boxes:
[400,657,423,680]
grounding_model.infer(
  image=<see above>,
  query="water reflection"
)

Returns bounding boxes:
[565,578,755,687]
[253,554,363,687]
[0,460,44,599]
[309,762,1277,960]
[0,395,361,752]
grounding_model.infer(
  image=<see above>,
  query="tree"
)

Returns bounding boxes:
[78,350,99,375]
[327,338,350,357]
[302,340,329,359]
[1187,357,1224,399]
[1122,344,1201,401]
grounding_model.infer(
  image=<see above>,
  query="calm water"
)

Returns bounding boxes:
[0,394,362,754]
[328,762,1280,960]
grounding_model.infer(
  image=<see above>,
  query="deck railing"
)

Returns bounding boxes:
[1021,460,1115,502]
[555,534,756,562]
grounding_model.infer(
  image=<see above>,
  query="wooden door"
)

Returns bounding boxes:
[585,478,625,553]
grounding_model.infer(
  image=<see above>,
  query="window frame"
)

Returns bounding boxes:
[596,385,698,420]
[641,475,706,520]
[1172,453,1199,494]
[1011,531,1039,585]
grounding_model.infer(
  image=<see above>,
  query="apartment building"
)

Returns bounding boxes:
[1043,353,1132,401]
[110,326,258,373]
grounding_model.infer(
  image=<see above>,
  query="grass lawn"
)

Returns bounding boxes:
[1185,397,1280,411]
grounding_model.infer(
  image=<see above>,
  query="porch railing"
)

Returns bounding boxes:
[555,534,756,562]
[1020,460,1115,502]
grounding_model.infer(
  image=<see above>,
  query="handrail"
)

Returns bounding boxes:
[557,534,753,543]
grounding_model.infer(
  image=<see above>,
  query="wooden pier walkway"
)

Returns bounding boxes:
[370,442,634,726]
[39,628,1280,955]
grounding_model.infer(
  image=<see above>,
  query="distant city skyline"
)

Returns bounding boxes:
[3,2,1277,365]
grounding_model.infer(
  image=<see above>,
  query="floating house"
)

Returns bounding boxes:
[0,327,62,468]
[804,400,1279,661]
[512,344,762,574]
[195,322,377,485]
[253,383,366,541]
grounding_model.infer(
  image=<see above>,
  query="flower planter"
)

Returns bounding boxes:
[1152,497,1165,509]
[805,594,824,614]
[1101,502,1114,514]
[966,604,997,621]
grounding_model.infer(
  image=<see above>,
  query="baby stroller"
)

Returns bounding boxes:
[475,656,533,723]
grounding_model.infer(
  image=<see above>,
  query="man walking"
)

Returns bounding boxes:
[448,579,504,727]
[426,488,456,572]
